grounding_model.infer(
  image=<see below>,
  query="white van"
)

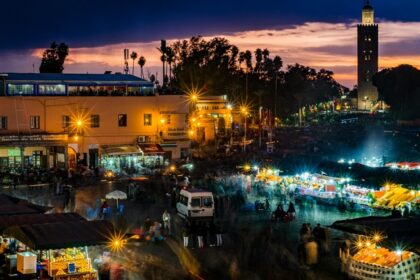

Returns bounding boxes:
[176,189,214,220]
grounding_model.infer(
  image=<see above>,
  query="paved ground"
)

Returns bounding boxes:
[2,179,389,280]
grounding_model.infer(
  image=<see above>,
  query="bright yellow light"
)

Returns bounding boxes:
[191,94,198,101]
[170,165,176,171]
[107,232,126,252]
[160,118,165,124]
[197,122,201,126]
[77,120,83,127]
[240,105,249,115]
[227,104,232,110]
[192,118,196,122]
[189,130,194,136]
[366,241,371,247]
[244,164,251,171]
[374,235,381,242]
[357,242,363,248]
[74,135,79,141]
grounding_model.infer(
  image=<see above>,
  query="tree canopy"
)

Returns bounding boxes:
[163,36,346,117]
[39,42,69,73]
[373,64,420,120]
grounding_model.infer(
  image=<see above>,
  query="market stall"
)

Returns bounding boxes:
[4,220,114,280]
[349,246,420,280]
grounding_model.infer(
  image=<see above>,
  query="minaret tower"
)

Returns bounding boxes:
[357,0,378,110]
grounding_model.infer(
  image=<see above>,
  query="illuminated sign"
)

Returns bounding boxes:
[0,134,68,143]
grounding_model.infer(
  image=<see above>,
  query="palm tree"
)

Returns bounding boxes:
[239,51,245,69]
[157,40,167,85]
[166,47,174,82]
[138,56,146,78]
[130,51,138,75]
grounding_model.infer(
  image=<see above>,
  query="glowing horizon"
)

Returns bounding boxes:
[2,20,420,88]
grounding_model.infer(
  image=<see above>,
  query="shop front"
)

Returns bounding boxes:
[0,134,68,171]
[137,143,165,167]
[100,145,143,174]
[101,144,164,174]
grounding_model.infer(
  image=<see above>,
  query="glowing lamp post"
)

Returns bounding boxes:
[241,106,249,152]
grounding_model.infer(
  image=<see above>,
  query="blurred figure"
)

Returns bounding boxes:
[305,237,318,268]
[197,222,205,248]
[182,222,190,247]
[287,201,296,220]
[162,210,171,235]
[339,239,351,277]
[216,223,223,247]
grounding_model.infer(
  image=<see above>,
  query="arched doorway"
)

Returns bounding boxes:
[67,147,77,169]
[217,117,226,135]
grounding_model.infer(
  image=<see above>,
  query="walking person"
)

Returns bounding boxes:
[287,201,296,220]
[162,210,171,236]
[215,222,223,247]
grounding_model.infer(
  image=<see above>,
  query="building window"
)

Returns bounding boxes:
[30,116,40,129]
[0,116,7,129]
[118,114,127,127]
[164,114,171,124]
[91,115,100,128]
[144,114,152,126]
[7,84,34,95]
[62,115,70,128]
[38,84,66,95]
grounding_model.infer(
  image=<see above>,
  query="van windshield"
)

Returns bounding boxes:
[202,197,213,207]
[191,198,201,207]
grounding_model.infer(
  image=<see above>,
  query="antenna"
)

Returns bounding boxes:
[123,49,129,74]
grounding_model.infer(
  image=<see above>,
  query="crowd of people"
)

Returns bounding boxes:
[181,221,222,249]
[298,223,331,270]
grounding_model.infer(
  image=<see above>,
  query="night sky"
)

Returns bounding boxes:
[1,0,419,86]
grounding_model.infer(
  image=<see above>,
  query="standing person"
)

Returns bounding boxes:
[312,223,323,244]
[305,237,318,268]
[339,239,351,277]
[215,222,223,247]
[208,222,217,247]
[287,201,296,220]
[190,221,197,249]
[197,222,204,248]
[162,210,171,236]
[151,221,163,242]
[182,222,190,248]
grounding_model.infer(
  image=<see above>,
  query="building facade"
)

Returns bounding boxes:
[357,0,379,110]
[0,73,190,172]
[190,95,233,144]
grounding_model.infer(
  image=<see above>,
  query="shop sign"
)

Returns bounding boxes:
[0,134,68,143]
[7,148,21,157]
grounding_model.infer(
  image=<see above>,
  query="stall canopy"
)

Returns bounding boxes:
[101,145,141,156]
[0,213,84,233]
[137,143,165,155]
[331,216,420,253]
[4,220,114,250]
[0,194,49,216]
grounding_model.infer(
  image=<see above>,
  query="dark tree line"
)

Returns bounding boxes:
[162,36,346,118]
[373,64,420,120]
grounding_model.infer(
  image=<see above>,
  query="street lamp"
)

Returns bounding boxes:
[240,106,249,152]
[363,96,369,111]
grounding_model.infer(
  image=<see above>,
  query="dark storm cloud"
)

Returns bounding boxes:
[305,45,356,56]
[381,38,420,56]
[1,0,420,50]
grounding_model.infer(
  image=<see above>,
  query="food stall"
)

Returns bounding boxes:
[3,220,114,280]
[349,246,420,280]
